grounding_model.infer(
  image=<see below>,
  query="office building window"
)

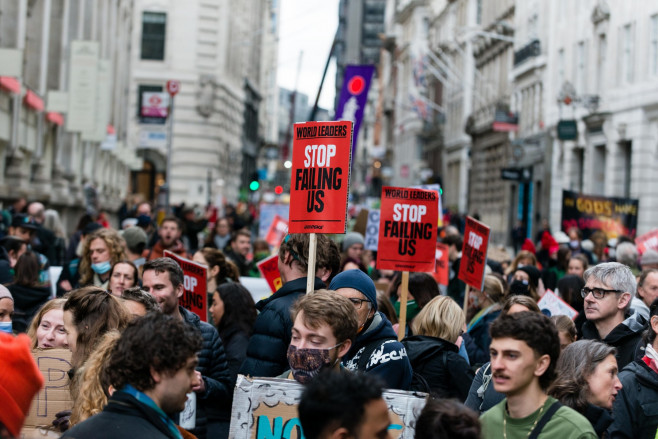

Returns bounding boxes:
[620,24,634,83]
[141,12,166,60]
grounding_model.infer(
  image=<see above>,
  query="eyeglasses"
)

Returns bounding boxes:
[347,297,371,310]
[581,287,622,299]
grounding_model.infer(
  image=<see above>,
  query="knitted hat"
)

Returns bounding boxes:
[121,226,148,251]
[0,332,45,437]
[521,238,536,254]
[517,265,541,289]
[342,232,365,252]
[641,249,658,266]
[329,269,378,311]
[0,285,13,302]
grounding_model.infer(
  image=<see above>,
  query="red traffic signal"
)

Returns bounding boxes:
[275,186,283,195]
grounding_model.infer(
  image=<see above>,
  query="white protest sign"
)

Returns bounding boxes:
[229,376,427,439]
[179,391,196,429]
[365,209,380,251]
[538,290,579,320]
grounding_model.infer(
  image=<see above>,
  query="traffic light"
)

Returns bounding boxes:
[249,171,260,191]
[275,185,283,195]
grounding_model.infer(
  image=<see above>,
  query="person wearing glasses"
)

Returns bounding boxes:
[329,269,413,390]
[580,262,647,370]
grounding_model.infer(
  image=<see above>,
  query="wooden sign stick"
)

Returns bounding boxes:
[306,233,317,294]
[397,271,409,341]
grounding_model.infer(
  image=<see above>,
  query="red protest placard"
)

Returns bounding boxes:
[458,216,490,291]
[265,215,288,248]
[432,242,450,286]
[376,186,438,272]
[257,254,283,294]
[289,121,353,233]
[164,251,208,322]
[636,229,658,255]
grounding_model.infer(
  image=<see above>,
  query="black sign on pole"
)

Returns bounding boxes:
[501,167,531,182]
[557,120,578,140]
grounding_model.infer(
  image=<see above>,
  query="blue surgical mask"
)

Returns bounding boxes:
[0,321,12,334]
[91,260,112,275]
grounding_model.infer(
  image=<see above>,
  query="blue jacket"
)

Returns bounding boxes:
[342,312,412,390]
[240,276,325,378]
[179,306,233,437]
[465,306,502,366]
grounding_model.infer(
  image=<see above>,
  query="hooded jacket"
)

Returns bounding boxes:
[581,312,647,370]
[179,306,232,438]
[341,312,412,390]
[465,306,502,366]
[8,283,51,333]
[608,359,658,438]
[581,403,613,438]
[402,335,474,401]
[240,276,326,378]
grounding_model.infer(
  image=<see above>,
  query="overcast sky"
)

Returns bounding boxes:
[277,0,339,113]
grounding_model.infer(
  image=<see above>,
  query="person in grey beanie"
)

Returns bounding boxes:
[342,232,365,262]
[329,269,412,390]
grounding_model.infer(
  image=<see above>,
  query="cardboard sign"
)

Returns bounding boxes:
[229,376,427,439]
[164,250,208,322]
[376,187,438,272]
[289,120,353,234]
[364,209,380,251]
[433,242,450,286]
[538,290,579,320]
[257,254,283,294]
[636,229,658,255]
[458,216,490,291]
[561,190,639,239]
[24,349,73,429]
[258,204,289,239]
[265,215,288,248]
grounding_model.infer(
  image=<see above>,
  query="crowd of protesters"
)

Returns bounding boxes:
[1,196,658,439]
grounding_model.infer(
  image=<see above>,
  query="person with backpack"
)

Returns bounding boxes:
[402,296,474,400]
[329,269,412,390]
[481,312,596,439]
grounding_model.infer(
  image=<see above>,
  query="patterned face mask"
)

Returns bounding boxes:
[286,343,343,384]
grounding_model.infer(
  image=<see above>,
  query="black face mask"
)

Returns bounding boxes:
[509,279,530,297]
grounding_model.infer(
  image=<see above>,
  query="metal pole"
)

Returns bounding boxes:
[165,95,174,213]
[309,39,336,121]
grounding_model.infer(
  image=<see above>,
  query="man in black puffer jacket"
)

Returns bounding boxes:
[142,258,233,439]
[240,234,340,378]
[608,299,658,438]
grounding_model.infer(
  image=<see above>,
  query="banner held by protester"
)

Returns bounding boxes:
[561,190,639,239]
[164,250,208,322]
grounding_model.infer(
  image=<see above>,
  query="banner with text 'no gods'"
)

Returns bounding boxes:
[376,187,438,272]
[289,121,353,234]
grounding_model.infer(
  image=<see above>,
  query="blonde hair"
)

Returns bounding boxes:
[27,299,67,349]
[70,330,121,426]
[412,296,465,343]
[482,275,505,303]
[505,250,538,276]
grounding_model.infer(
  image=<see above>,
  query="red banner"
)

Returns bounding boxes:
[265,215,288,248]
[257,254,283,294]
[288,121,352,234]
[376,186,438,272]
[164,251,208,322]
[458,216,490,291]
[432,242,450,286]
[636,229,658,255]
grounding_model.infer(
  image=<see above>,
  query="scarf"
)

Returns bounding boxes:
[121,385,183,439]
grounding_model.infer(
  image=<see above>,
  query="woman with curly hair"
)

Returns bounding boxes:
[69,330,120,426]
[549,340,621,437]
[77,228,127,289]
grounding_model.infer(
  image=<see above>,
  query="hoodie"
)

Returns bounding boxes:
[608,359,658,438]
[581,311,647,370]
[341,312,412,390]
[402,335,474,401]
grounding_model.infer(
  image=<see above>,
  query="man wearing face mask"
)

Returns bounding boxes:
[77,228,127,289]
[281,290,358,383]
[329,269,413,390]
